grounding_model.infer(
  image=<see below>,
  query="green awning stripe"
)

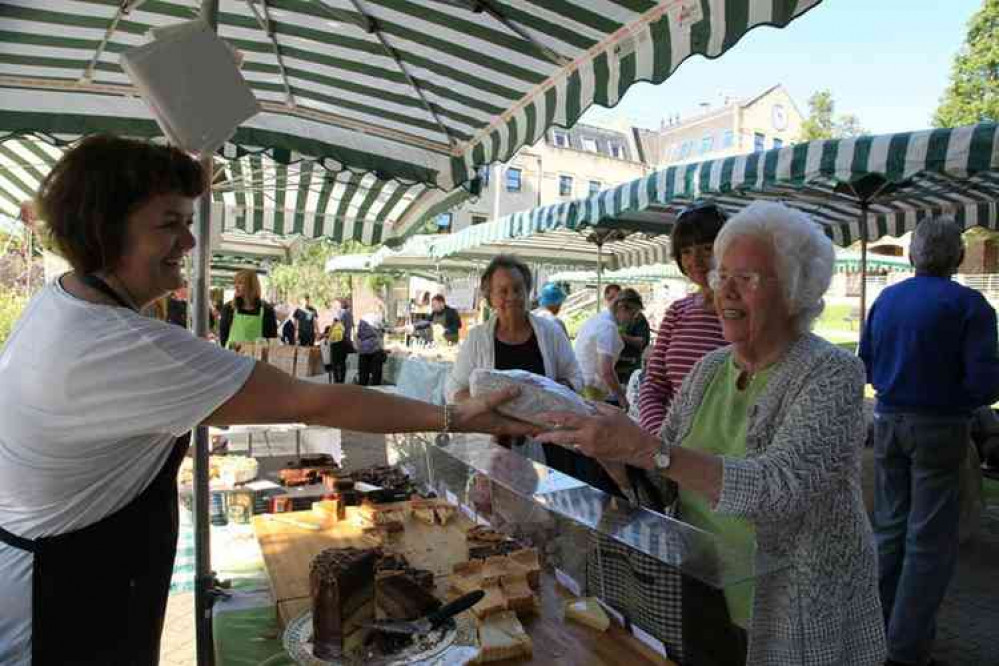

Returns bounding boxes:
[2,0,823,198]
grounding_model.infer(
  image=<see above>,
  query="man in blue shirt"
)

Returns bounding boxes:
[859,217,999,666]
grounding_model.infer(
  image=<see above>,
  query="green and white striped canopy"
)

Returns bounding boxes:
[0,0,821,195]
[431,123,999,266]
[0,134,469,243]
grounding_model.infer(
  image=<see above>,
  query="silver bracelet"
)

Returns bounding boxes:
[441,403,456,434]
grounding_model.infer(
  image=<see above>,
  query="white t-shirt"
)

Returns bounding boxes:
[0,280,255,664]
[573,311,624,393]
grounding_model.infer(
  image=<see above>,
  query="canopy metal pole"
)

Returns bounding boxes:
[596,242,603,312]
[859,202,869,333]
[194,3,219,666]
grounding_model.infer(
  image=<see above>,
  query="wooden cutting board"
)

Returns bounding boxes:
[253,505,674,665]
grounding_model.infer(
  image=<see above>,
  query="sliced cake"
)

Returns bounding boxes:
[310,547,377,660]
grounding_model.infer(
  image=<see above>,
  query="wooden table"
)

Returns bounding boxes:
[253,506,675,665]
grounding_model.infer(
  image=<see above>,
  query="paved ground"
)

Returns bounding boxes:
[160,431,999,665]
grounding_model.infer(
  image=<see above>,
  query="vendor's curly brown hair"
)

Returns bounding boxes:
[36,134,205,274]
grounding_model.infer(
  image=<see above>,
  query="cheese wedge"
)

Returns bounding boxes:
[474,610,532,663]
[564,597,610,632]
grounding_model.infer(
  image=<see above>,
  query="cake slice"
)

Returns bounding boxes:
[310,547,377,660]
[499,574,536,614]
[411,497,457,526]
[507,548,541,589]
[473,610,532,663]
[564,597,610,632]
[471,580,508,619]
[376,571,441,620]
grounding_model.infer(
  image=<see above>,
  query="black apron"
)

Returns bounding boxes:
[0,275,191,665]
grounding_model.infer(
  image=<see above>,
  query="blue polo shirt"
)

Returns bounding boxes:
[859,275,999,415]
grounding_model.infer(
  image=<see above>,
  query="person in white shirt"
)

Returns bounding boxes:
[574,288,645,414]
[0,135,534,666]
[447,255,582,472]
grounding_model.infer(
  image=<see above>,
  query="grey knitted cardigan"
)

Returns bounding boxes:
[659,333,886,666]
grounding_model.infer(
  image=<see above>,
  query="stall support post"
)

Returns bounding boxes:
[193,4,219,666]
[858,202,869,336]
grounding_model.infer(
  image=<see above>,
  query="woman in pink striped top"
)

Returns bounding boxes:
[639,203,729,436]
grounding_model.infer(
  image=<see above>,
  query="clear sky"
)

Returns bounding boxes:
[582,0,984,135]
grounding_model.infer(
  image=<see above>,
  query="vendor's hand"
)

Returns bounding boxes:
[453,387,541,438]
[536,403,658,469]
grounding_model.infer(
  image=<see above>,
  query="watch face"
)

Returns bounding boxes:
[772,104,788,131]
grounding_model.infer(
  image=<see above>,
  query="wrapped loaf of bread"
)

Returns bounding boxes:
[469,369,596,427]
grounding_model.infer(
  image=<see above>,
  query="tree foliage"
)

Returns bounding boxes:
[267,239,369,308]
[799,90,868,141]
[934,0,999,127]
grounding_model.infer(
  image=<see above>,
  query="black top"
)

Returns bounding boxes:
[293,306,319,342]
[494,332,545,376]
[432,306,462,335]
[219,298,278,347]
[618,311,651,366]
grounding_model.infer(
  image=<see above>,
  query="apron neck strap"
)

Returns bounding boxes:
[80,274,138,312]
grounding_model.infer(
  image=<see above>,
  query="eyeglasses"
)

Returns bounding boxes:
[708,269,777,292]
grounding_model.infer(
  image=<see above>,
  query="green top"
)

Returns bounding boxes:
[678,356,773,629]
[227,308,265,349]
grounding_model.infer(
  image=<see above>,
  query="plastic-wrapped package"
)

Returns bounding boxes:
[469,369,597,426]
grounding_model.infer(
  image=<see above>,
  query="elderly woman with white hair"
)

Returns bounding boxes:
[538,201,886,666]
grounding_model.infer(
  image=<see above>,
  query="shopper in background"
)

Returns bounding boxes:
[448,254,582,474]
[860,216,999,666]
[293,294,319,346]
[574,288,644,413]
[638,202,729,436]
[356,312,387,386]
[219,269,277,349]
[431,294,463,344]
[322,317,349,383]
[615,305,650,387]
[532,282,569,338]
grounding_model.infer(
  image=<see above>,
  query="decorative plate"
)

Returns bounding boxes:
[283,611,480,666]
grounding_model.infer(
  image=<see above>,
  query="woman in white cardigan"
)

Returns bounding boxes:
[447,254,582,470]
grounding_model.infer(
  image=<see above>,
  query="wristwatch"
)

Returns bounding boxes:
[652,447,671,471]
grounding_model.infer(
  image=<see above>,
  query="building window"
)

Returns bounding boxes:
[609,143,624,159]
[582,137,598,153]
[773,138,784,149]
[700,133,714,154]
[754,132,766,152]
[477,166,490,187]
[552,130,570,148]
[436,213,452,233]
[506,168,522,192]
[588,180,602,196]
[559,175,573,197]
[471,215,488,226]
[680,141,692,160]
[722,130,734,148]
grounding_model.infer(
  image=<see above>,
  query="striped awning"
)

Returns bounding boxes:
[548,262,684,284]
[0,135,469,243]
[431,123,999,266]
[0,0,822,196]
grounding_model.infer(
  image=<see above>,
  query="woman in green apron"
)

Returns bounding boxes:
[220,269,278,349]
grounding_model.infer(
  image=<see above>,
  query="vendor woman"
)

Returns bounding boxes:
[219,268,278,349]
[0,135,535,665]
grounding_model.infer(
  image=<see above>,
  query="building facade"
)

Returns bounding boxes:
[435,85,803,234]
[438,123,650,234]
[633,84,804,168]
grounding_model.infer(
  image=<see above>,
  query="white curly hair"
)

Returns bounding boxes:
[714,200,835,334]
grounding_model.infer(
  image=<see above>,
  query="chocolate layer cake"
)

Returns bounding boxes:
[310,547,377,660]
[376,572,441,620]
